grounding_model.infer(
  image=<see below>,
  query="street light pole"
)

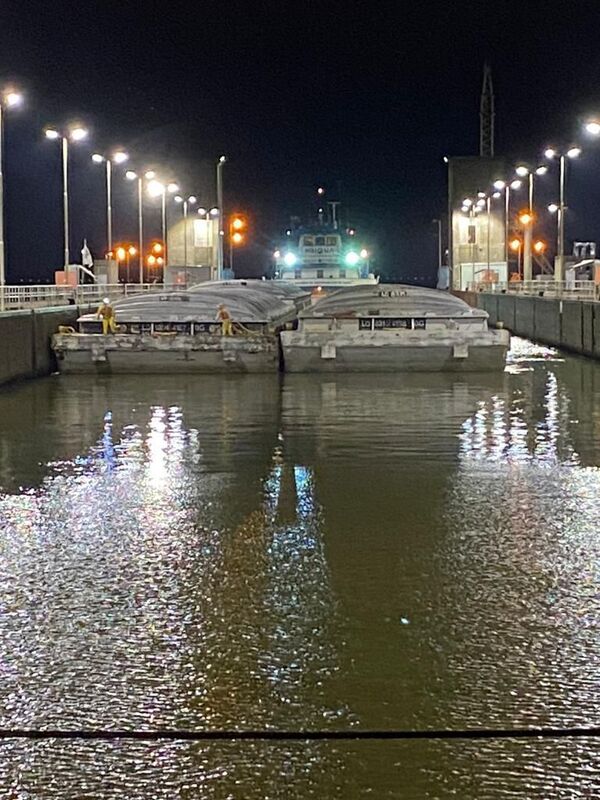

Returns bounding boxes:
[486,198,491,273]
[216,155,226,279]
[106,159,112,255]
[62,136,69,268]
[0,104,4,308]
[0,90,24,309]
[558,154,566,283]
[544,147,580,282]
[138,178,143,283]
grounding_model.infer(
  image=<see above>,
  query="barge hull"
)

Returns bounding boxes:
[53,333,280,374]
[281,332,509,373]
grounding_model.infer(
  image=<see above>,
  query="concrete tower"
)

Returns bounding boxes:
[480,63,495,157]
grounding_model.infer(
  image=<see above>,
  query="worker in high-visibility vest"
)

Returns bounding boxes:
[96,298,118,334]
[216,303,233,336]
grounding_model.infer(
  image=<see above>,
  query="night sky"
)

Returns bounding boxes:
[3,1,600,284]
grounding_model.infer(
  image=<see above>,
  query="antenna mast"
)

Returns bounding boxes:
[480,63,495,157]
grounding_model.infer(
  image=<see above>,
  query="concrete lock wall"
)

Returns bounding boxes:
[461,292,600,360]
[0,306,81,388]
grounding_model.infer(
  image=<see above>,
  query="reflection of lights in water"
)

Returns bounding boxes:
[506,336,563,374]
[460,372,578,466]
[146,406,168,487]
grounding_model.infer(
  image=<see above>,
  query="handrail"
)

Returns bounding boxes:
[0,283,166,311]
[467,280,597,300]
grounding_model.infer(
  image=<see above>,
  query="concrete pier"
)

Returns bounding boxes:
[456,291,600,358]
[0,306,85,388]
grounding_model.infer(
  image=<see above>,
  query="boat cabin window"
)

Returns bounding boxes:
[340,269,346,278]
[317,269,324,278]
[294,270,302,279]
[315,236,326,245]
[326,236,338,246]
[302,235,314,246]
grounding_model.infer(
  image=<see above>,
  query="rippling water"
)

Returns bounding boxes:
[0,338,598,798]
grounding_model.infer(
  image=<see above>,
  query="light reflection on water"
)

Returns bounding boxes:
[0,343,598,797]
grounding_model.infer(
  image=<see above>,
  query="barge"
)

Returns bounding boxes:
[52,281,308,374]
[280,284,509,372]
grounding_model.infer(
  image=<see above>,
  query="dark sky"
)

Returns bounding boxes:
[3,0,600,283]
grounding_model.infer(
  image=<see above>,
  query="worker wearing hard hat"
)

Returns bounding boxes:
[96,297,118,334]
[216,303,233,336]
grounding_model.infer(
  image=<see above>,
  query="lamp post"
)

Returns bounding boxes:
[493,178,523,272]
[544,146,581,282]
[45,124,89,271]
[125,169,146,284]
[91,150,128,256]
[147,177,179,273]
[216,155,226,279]
[432,218,442,274]
[174,194,197,266]
[198,206,220,279]
[0,88,23,309]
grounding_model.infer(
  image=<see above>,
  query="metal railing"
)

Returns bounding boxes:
[467,280,598,301]
[0,283,166,311]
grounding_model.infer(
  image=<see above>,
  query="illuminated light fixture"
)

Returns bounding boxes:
[128,246,137,256]
[152,243,163,254]
[91,153,104,164]
[567,146,581,158]
[70,127,88,141]
[515,165,529,177]
[4,91,23,107]
[209,207,219,216]
[544,148,556,159]
[197,207,207,215]
[461,206,469,213]
[232,217,244,230]
[462,198,473,207]
[116,247,126,260]
[548,203,559,213]
[188,195,197,204]
[147,255,156,266]
[510,180,522,190]
[533,240,546,253]
[45,128,60,140]
[360,248,369,258]
[345,251,360,266]
[535,165,548,175]
[518,212,533,225]
[273,250,281,258]
[585,121,600,136]
[493,180,505,190]
[174,195,183,203]
[113,151,128,164]
[125,170,137,180]
[317,187,325,195]
[283,252,297,267]
[144,170,156,180]
[232,231,243,244]
[147,180,165,198]
[219,155,226,163]
[348,228,356,236]
[477,191,486,198]
[492,191,501,199]
[510,238,521,251]
[167,182,179,193]
[476,198,486,208]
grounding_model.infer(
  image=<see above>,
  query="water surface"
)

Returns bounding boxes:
[0,338,598,798]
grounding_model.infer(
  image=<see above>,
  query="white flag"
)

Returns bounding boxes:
[81,239,94,268]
